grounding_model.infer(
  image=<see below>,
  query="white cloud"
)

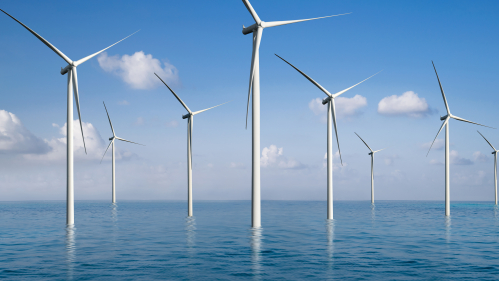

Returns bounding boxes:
[0,110,50,154]
[165,120,178,128]
[230,162,246,169]
[261,145,306,169]
[450,150,473,165]
[323,151,346,170]
[473,151,489,163]
[384,154,399,166]
[118,100,130,105]
[422,139,444,151]
[134,117,144,126]
[378,91,431,118]
[430,159,443,165]
[25,120,134,163]
[309,94,367,122]
[98,51,179,89]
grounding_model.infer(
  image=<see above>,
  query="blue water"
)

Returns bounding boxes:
[1,201,499,280]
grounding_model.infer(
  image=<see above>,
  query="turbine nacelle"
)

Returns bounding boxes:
[60,64,73,75]
[109,136,115,141]
[242,23,259,35]
[322,96,332,105]
[440,114,449,121]
[182,113,191,119]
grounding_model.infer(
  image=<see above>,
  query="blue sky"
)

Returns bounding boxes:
[1,0,499,202]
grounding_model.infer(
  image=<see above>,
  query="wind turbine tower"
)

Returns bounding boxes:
[155,73,229,217]
[241,0,349,227]
[354,132,385,205]
[0,9,137,225]
[101,102,144,204]
[477,131,498,205]
[275,54,379,219]
[427,62,493,216]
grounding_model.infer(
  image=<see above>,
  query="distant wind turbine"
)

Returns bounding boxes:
[155,73,230,217]
[275,54,379,219]
[477,131,498,205]
[101,102,144,204]
[0,9,137,225]
[241,0,349,227]
[355,132,385,205]
[427,61,494,216]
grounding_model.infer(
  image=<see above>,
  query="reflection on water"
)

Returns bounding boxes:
[494,205,499,224]
[371,204,376,222]
[326,219,335,280]
[111,203,118,225]
[445,216,451,244]
[185,216,196,251]
[65,225,76,280]
[250,227,262,280]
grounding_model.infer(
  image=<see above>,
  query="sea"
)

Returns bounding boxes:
[1,200,499,280]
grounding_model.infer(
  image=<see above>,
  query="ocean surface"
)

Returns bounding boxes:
[1,200,499,280]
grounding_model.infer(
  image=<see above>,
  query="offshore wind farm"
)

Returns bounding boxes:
[1,0,499,279]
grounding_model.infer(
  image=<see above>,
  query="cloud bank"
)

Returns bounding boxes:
[98,51,179,89]
[0,110,51,154]
[378,91,431,118]
[261,145,306,169]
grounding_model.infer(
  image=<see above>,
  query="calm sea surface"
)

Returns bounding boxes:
[1,200,499,280]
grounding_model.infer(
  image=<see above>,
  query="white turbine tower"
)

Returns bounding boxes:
[155,73,229,217]
[477,131,498,205]
[354,132,385,205]
[101,102,144,204]
[427,61,493,216]
[0,9,137,225]
[275,54,379,220]
[241,0,349,228]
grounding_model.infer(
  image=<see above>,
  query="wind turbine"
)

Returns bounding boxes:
[355,132,385,205]
[427,61,494,216]
[477,131,498,205]
[275,54,379,220]
[100,102,144,204]
[155,73,229,217]
[241,0,349,228]
[0,9,137,225]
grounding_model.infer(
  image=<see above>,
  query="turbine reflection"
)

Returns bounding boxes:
[185,216,196,252]
[250,227,262,280]
[65,225,76,280]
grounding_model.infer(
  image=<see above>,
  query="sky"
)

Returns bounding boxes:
[1,0,499,202]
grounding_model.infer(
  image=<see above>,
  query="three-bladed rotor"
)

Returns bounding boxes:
[241,0,350,129]
[101,102,144,163]
[275,54,380,165]
[0,9,138,155]
[355,132,385,156]
[427,62,494,156]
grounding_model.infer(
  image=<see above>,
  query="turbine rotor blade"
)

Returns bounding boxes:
[431,61,451,115]
[354,132,373,152]
[103,102,116,137]
[477,130,496,151]
[192,101,231,115]
[0,9,72,64]
[242,0,261,23]
[427,117,449,157]
[115,137,145,146]
[73,30,139,66]
[373,148,386,153]
[72,68,87,154]
[246,27,262,129]
[451,115,495,129]
[275,54,332,97]
[155,73,191,113]
[332,71,382,98]
[331,99,343,165]
[100,140,113,163]
[263,13,351,29]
